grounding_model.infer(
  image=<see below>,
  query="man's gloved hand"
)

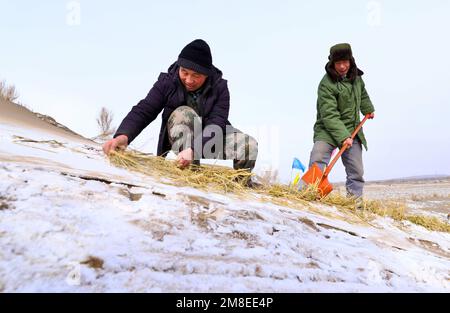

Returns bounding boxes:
[102,135,128,155]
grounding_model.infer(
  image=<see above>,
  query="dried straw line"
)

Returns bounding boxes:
[108,150,450,233]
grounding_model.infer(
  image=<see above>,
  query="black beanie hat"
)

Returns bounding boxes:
[328,43,353,62]
[177,39,213,76]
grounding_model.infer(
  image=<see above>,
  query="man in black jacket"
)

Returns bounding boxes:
[102,39,258,171]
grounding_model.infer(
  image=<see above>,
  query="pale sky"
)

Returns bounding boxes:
[1,0,450,183]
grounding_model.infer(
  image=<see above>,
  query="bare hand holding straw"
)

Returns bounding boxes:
[176,148,194,169]
[102,135,128,155]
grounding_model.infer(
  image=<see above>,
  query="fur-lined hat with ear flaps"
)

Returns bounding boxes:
[325,43,364,83]
[329,43,353,62]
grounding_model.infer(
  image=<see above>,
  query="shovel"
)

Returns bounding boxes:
[301,114,370,197]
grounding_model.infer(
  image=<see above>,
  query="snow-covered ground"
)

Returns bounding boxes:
[0,120,449,292]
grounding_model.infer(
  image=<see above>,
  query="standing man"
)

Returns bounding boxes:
[103,39,258,177]
[308,43,375,198]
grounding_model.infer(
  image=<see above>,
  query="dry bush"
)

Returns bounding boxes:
[96,107,116,138]
[0,80,19,102]
[411,193,446,202]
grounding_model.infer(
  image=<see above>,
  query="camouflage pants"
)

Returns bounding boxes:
[167,106,258,170]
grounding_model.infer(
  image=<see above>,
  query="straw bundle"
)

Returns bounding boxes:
[108,150,449,233]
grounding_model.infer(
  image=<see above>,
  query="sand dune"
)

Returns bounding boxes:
[0,98,93,145]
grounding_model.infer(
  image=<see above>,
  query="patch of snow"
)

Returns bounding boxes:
[0,122,449,292]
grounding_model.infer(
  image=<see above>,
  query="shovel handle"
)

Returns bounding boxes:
[323,114,370,178]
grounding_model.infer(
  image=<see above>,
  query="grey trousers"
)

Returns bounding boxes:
[308,139,364,197]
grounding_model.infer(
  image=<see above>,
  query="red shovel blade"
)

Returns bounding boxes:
[301,163,322,185]
[317,176,333,197]
[301,163,333,197]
